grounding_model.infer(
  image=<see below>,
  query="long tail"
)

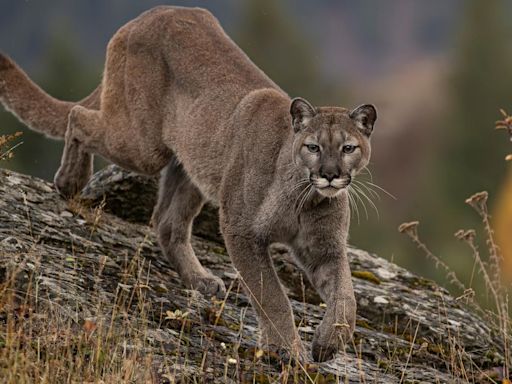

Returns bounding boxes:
[0,52,101,139]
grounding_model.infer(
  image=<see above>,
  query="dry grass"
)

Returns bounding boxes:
[496,109,512,161]
[0,195,327,383]
[0,133,158,382]
[0,209,157,383]
[399,198,511,382]
[398,109,512,382]
[0,132,22,161]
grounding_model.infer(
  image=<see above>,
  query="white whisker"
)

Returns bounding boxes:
[365,181,396,200]
[362,166,374,181]
[289,179,311,193]
[353,180,380,200]
[301,185,314,211]
[349,184,369,220]
[347,186,360,224]
[295,184,313,215]
[294,184,311,213]
[352,183,380,220]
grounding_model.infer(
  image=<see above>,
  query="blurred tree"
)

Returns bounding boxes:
[235,0,340,104]
[445,0,511,196]
[420,0,512,278]
[0,29,100,180]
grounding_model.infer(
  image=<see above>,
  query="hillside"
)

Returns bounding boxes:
[0,166,506,383]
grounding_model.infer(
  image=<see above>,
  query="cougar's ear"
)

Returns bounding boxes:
[290,97,316,132]
[349,104,377,137]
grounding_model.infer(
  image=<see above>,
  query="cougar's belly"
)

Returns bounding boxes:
[160,106,229,203]
[166,137,225,202]
[106,136,173,175]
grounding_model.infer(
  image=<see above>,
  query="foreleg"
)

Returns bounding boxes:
[294,233,356,362]
[221,224,305,359]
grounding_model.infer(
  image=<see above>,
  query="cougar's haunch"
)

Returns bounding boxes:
[0,6,377,362]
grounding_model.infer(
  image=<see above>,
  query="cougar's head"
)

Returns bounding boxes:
[290,97,376,198]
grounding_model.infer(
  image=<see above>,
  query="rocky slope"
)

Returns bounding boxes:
[0,166,505,383]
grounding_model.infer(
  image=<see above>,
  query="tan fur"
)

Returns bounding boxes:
[0,6,377,362]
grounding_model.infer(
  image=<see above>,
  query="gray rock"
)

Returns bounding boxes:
[0,167,505,382]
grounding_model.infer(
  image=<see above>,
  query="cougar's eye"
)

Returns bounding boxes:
[306,144,320,153]
[342,145,356,154]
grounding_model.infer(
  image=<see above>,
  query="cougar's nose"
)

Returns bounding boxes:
[319,167,340,182]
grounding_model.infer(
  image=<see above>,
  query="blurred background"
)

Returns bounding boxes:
[1,0,511,298]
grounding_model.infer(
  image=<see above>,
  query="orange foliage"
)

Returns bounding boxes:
[495,111,512,281]
[494,167,512,281]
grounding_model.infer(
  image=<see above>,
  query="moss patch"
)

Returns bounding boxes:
[352,270,381,285]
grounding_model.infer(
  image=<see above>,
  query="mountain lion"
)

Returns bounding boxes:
[0,6,377,362]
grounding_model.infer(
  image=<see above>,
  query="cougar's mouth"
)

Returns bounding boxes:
[311,176,350,198]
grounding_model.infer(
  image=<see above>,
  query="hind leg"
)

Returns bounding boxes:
[53,87,102,198]
[55,17,171,197]
[153,161,226,298]
[55,94,170,197]
[54,129,93,198]
[54,105,109,198]
[54,111,98,198]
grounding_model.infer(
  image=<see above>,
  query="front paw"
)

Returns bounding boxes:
[311,339,337,363]
[260,336,307,364]
[311,302,356,362]
[311,322,351,362]
[185,271,226,299]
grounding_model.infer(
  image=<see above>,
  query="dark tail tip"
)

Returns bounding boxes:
[0,52,15,72]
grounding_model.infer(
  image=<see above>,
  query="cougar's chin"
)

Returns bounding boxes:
[316,186,343,198]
